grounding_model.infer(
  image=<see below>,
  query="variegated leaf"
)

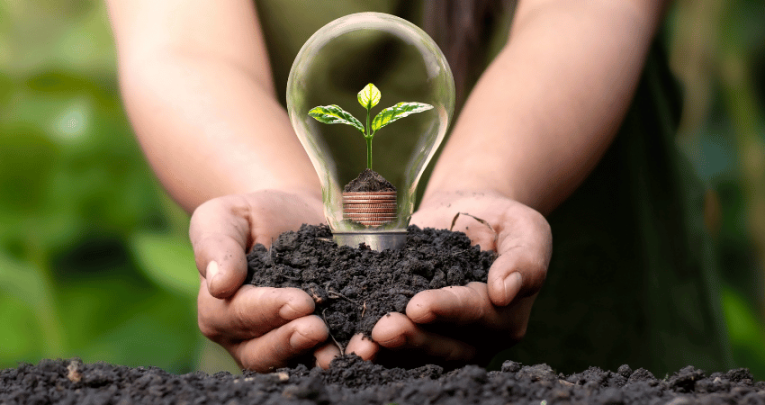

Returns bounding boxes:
[308,104,365,134]
[371,102,434,134]
[357,83,381,110]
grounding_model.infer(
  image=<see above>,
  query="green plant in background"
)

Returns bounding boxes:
[308,83,433,170]
[0,0,237,374]
[669,0,765,378]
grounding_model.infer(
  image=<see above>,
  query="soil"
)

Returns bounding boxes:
[343,169,396,192]
[3,357,763,404]
[246,225,495,348]
[6,228,763,404]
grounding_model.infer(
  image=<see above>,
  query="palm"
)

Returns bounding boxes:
[346,191,552,365]
[191,190,344,371]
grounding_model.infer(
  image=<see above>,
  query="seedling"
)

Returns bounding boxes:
[308,83,433,170]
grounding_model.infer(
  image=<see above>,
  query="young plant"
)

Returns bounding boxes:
[308,83,433,170]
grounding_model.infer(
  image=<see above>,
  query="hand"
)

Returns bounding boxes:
[190,190,340,371]
[345,190,552,365]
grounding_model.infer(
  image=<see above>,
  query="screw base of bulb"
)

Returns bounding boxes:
[333,231,407,251]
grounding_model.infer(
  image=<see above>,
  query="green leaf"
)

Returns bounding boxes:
[371,102,434,134]
[0,251,49,311]
[308,105,365,134]
[0,251,64,355]
[129,232,198,297]
[357,83,381,110]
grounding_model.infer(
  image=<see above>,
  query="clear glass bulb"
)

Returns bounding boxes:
[287,12,455,249]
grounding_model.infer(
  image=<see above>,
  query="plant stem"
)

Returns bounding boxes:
[366,136,373,170]
[366,107,371,140]
[365,107,372,169]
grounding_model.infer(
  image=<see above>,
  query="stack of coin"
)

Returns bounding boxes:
[342,191,397,227]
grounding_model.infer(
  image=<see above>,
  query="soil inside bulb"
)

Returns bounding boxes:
[245,224,494,349]
[343,168,396,192]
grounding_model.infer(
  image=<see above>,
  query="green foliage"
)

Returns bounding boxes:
[357,83,381,110]
[308,83,433,169]
[308,104,365,133]
[722,287,765,378]
[0,1,210,374]
[371,102,434,133]
[668,0,765,378]
[130,232,199,297]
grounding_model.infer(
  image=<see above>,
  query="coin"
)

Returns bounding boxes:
[342,201,396,206]
[343,202,397,207]
[343,208,398,214]
[342,198,396,202]
[345,213,398,221]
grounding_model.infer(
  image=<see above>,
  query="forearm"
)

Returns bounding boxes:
[118,53,319,212]
[425,0,667,215]
[107,0,319,213]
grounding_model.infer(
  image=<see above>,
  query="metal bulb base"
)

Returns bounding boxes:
[333,231,407,251]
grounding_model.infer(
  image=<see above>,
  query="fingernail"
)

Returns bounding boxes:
[492,278,505,300]
[503,272,523,304]
[279,301,306,320]
[290,324,324,349]
[206,261,219,292]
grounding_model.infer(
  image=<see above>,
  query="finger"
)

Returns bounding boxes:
[408,282,536,341]
[371,313,475,362]
[345,333,379,361]
[406,283,503,325]
[190,196,252,298]
[314,342,341,369]
[198,285,315,342]
[489,207,552,306]
[233,315,328,372]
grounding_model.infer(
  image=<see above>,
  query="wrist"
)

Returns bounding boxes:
[418,189,515,215]
[422,180,521,208]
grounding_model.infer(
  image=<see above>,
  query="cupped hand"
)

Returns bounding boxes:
[190,190,341,371]
[345,190,552,365]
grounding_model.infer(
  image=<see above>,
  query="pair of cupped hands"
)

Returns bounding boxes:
[191,189,552,372]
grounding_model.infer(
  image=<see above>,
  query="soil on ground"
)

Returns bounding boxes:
[343,168,396,192]
[6,228,763,404]
[3,357,763,404]
[246,225,495,348]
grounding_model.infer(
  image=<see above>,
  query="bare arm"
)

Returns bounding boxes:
[106,0,319,213]
[425,0,668,215]
[352,0,670,364]
[107,0,333,371]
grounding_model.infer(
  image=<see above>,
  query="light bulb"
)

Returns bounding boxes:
[287,12,455,250]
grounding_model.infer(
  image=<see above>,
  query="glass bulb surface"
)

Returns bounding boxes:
[287,12,455,238]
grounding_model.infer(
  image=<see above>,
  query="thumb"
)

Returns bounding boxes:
[487,209,552,307]
[189,196,252,298]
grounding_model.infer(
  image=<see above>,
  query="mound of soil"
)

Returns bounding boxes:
[343,168,396,192]
[3,357,763,404]
[246,225,495,347]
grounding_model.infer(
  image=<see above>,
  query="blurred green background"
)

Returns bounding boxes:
[0,0,763,377]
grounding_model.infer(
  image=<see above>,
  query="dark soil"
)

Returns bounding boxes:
[246,225,495,348]
[3,357,763,404]
[343,168,396,192]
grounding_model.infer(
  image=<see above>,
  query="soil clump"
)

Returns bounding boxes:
[246,224,495,347]
[343,168,396,192]
[3,357,763,404]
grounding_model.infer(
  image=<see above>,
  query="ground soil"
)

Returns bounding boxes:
[343,169,396,192]
[246,224,495,348]
[3,357,763,404]
[6,230,763,404]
